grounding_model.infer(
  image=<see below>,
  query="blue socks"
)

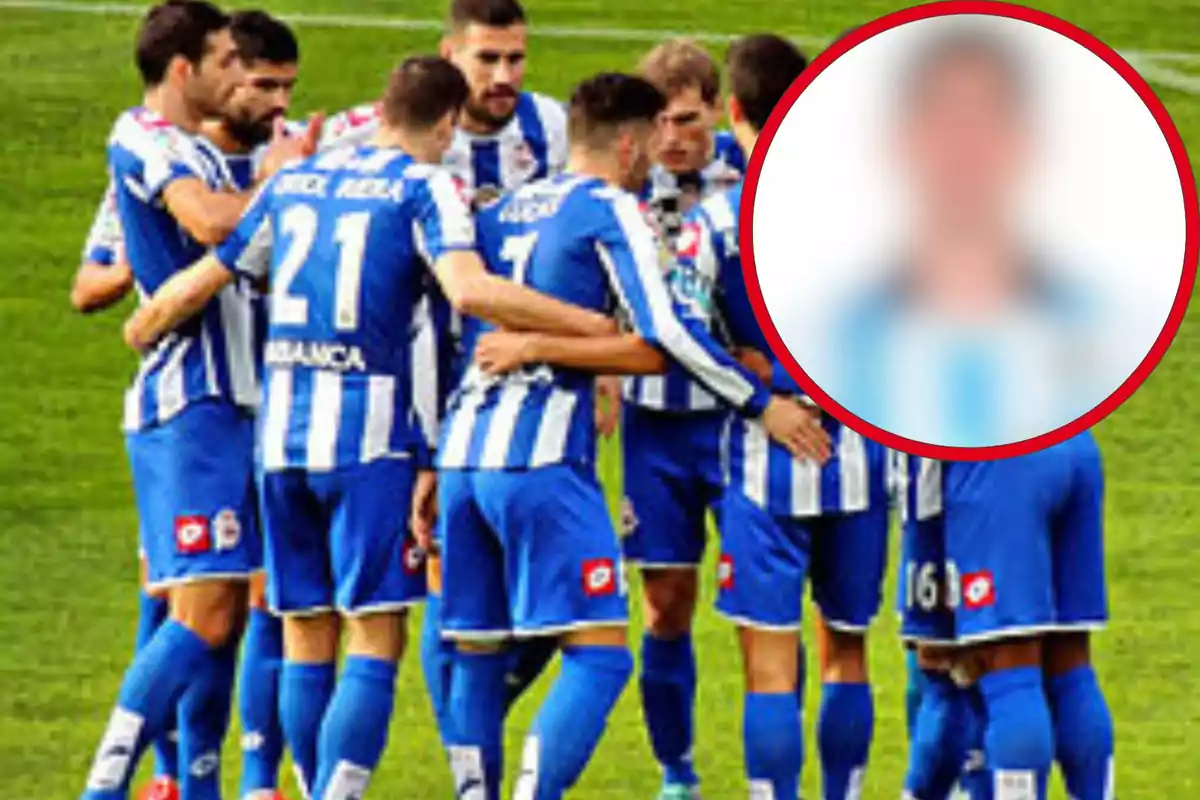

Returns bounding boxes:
[177,641,239,800]
[448,649,510,798]
[506,636,559,710]
[238,608,285,796]
[818,681,873,799]
[516,645,633,800]
[311,655,398,800]
[1047,666,1114,800]
[81,620,212,799]
[979,666,1054,800]
[279,661,336,796]
[744,692,803,800]
[134,590,178,782]
[640,632,699,789]
[904,673,971,800]
[420,595,456,745]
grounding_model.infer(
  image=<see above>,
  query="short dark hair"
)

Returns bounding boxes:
[230,10,299,65]
[448,0,526,31]
[901,27,1030,116]
[381,56,471,129]
[725,34,808,132]
[135,0,230,87]
[639,39,720,105]
[567,73,667,148]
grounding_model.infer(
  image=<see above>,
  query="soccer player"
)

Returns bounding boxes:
[898,434,1114,800]
[433,71,830,800]
[78,4,310,799]
[123,55,623,800]
[618,38,754,799]
[73,11,305,798]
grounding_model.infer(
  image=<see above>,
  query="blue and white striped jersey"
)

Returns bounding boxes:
[438,173,771,471]
[320,92,568,204]
[679,184,890,518]
[82,180,122,266]
[625,130,746,411]
[215,145,475,473]
[107,107,259,432]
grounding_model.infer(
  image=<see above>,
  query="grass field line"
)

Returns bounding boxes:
[4,0,1200,96]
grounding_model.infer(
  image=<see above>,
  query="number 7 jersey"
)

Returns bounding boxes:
[215,146,475,472]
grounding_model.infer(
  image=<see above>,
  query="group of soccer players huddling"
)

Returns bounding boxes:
[70,1,1118,799]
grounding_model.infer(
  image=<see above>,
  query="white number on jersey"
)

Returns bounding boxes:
[272,203,372,331]
[500,232,538,284]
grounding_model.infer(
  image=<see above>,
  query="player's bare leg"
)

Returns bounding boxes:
[239,571,287,800]
[1043,632,1114,800]
[952,636,1054,799]
[736,625,803,800]
[639,567,702,799]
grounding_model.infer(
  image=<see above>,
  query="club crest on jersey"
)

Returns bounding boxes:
[175,515,211,555]
[582,558,617,597]
[212,509,241,552]
[512,141,536,173]
[677,222,702,259]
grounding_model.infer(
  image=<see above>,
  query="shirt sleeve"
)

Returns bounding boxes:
[214,178,274,279]
[413,169,476,265]
[81,179,124,266]
[596,191,770,417]
[139,128,205,200]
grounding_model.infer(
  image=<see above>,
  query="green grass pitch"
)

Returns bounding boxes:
[0,0,1197,796]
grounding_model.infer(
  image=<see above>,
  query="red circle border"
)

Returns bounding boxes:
[739,0,1200,460]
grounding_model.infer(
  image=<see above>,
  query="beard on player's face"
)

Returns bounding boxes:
[463,86,518,132]
[223,108,281,148]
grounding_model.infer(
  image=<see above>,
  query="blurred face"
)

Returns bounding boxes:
[444,23,527,132]
[184,28,243,118]
[222,59,298,146]
[656,84,717,174]
[618,120,657,192]
[900,53,1030,229]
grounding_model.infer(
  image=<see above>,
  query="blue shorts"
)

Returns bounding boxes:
[126,400,260,589]
[260,458,425,616]
[620,406,725,568]
[716,488,889,631]
[439,464,628,639]
[944,433,1108,643]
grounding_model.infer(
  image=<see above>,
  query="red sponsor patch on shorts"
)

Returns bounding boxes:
[582,558,616,597]
[961,570,996,610]
[718,554,734,590]
[175,515,211,555]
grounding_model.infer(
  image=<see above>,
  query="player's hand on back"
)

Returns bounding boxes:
[256,112,326,182]
[762,397,832,464]
[123,305,158,354]
[474,331,540,375]
[595,375,622,439]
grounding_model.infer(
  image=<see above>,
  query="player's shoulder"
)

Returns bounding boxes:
[519,91,567,133]
[320,102,382,149]
[108,106,189,155]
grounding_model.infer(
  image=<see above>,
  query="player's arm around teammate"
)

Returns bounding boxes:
[71,180,135,314]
